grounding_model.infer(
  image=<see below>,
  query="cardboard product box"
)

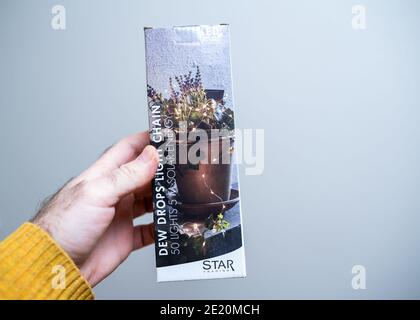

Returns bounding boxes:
[144,24,246,282]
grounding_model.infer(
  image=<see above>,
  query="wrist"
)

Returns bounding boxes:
[32,216,79,267]
[79,263,97,287]
[33,217,97,287]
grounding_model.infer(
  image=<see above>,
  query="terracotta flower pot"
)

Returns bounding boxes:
[176,135,234,204]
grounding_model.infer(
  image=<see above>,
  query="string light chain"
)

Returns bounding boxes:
[201,173,224,208]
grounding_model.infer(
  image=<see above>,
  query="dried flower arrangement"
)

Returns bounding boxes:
[147,66,234,132]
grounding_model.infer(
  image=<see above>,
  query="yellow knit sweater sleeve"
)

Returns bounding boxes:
[0,222,94,300]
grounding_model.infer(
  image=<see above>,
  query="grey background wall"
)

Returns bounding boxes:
[1,0,419,299]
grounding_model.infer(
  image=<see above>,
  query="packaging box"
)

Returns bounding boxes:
[144,24,246,282]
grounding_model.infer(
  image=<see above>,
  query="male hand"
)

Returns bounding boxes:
[32,131,159,287]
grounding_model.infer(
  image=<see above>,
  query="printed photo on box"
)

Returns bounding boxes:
[144,25,246,282]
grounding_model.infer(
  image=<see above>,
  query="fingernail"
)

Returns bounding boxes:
[137,145,157,163]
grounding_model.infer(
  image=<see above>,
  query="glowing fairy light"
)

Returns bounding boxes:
[200,173,229,234]
[182,222,206,237]
[201,172,224,204]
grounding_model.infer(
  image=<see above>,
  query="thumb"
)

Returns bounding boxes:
[87,145,159,207]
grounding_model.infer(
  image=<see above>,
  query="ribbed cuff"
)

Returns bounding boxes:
[0,222,94,300]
